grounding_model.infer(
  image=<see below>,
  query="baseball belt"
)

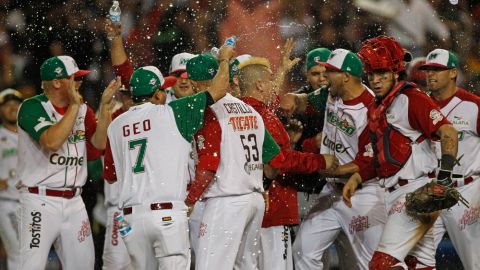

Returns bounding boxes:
[27,186,82,199]
[123,202,173,215]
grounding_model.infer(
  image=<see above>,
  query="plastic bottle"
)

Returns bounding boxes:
[116,214,132,237]
[109,1,121,24]
[210,35,237,59]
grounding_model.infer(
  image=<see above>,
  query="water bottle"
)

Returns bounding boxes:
[116,214,132,237]
[109,1,121,24]
[210,35,237,59]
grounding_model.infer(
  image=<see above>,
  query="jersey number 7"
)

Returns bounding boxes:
[129,138,147,173]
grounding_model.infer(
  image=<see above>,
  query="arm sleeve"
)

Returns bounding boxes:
[307,87,329,113]
[17,99,53,141]
[85,106,103,160]
[168,91,209,143]
[113,59,134,89]
[186,169,216,205]
[103,138,117,183]
[262,129,281,164]
[301,135,320,153]
[407,90,451,139]
[354,123,377,183]
[195,109,222,171]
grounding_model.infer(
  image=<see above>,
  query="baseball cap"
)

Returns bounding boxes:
[0,88,23,105]
[40,56,90,81]
[318,49,363,78]
[306,48,332,71]
[187,54,219,81]
[169,52,196,78]
[418,49,459,70]
[129,66,177,97]
[229,54,252,80]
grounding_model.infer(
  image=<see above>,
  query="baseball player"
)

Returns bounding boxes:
[0,89,23,270]
[230,55,338,270]
[343,36,459,270]
[103,44,233,270]
[418,49,480,270]
[284,49,386,270]
[16,56,118,270]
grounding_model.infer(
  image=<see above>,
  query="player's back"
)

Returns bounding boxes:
[107,102,192,207]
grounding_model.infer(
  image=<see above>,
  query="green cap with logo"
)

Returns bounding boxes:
[40,56,90,81]
[418,49,459,70]
[186,54,219,81]
[229,54,252,81]
[306,48,332,71]
[130,66,177,97]
[318,48,363,77]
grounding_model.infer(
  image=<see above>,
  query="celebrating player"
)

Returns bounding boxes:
[103,44,234,269]
[0,89,23,270]
[418,49,480,270]
[343,36,459,269]
[16,56,118,270]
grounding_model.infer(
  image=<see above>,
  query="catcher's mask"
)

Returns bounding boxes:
[357,36,412,74]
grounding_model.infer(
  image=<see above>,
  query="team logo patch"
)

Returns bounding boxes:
[208,68,215,75]
[179,58,189,65]
[54,67,63,76]
[162,216,172,222]
[29,211,42,249]
[429,109,444,125]
[363,143,374,157]
[349,215,369,234]
[2,147,17,158]
[68,129,86,144]
[314,56,320,62]
[77,219,92,243]
[149,78,157,86]
[428,53,438,60]
[326,110,356,136]
[458,206,480,231]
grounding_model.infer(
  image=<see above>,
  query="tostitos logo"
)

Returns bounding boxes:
[68,130,86,144]
[30,211,42,248]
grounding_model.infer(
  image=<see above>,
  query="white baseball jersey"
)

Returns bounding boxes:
[202,93,280,198]
[320,88,374,183]
[104,92,209,208]
[0,126,20,200]
[379,88,449,188]
[17,94,98,188]
[432,88,480,177]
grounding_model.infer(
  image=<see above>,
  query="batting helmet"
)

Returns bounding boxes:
[357,36,411,74]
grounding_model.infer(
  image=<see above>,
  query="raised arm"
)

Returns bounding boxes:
[208,45,234,101]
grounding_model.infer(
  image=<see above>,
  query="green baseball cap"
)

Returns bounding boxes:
[40,56,90,81]
[229,54,252,81]
[306,48,332,71]
[418,49,459,70]
[318,49,363,77]
[186,54,219,81]
[129,66,177,97]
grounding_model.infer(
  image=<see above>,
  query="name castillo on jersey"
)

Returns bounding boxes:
[225,102,259,132]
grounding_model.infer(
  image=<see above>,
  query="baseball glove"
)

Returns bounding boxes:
[405,182,469,216]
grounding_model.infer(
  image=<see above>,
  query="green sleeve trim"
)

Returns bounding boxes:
[262,129,280,163]
[307,87,329,112]
[168,92,207,142]
[18,95,53,141]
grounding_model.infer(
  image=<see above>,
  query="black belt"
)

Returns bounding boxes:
[123,202,173,215]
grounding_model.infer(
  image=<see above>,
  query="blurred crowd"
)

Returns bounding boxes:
[0,0,479,110]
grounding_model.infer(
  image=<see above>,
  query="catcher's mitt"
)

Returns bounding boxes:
[405,182,469,216]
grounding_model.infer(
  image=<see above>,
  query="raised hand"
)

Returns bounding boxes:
[67,76,83,106]
[105,19,122,39]
[279,38,301,73]
[100,76,122,114]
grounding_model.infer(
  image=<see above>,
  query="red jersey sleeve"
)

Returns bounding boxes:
[85,106,102,160]
[351,126,376,181]
[113,59,134,89]
[103,138,117,183]
[301,135,319,153]
[406,89,451,139]
[186,109,221,204]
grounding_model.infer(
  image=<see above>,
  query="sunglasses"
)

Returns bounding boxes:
[74,77,84,82]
